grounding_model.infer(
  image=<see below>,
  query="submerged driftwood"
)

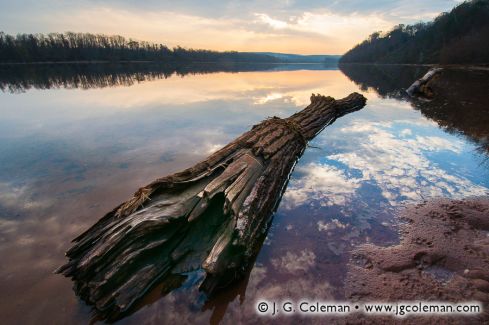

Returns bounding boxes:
[56,92,366,320]
[406,67,443,97]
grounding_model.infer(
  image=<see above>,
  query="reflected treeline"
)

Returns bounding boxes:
[0,62,292,93]
[339,63,430,98]
[340,64,489,154]
[417,68,489,155]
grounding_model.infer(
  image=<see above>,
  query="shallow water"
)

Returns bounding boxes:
[0,64,488,324]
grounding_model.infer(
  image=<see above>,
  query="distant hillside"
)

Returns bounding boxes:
[254,52,340,64]
[340,0,489,64]
[0,32,280,64]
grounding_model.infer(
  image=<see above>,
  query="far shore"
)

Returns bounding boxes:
[0,60,335,66]
[2,61,488,72]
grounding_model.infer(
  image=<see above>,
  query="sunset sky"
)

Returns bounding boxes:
[1,0,462,54]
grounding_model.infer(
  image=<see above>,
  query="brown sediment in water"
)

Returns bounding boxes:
[345,197,489,324]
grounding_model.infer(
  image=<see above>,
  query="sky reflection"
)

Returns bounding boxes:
[282,117,488,210]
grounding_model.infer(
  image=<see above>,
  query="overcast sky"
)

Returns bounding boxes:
[0,0,462,54]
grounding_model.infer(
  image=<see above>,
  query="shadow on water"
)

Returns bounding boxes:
[0,62,337,93]
[339,64,489,155]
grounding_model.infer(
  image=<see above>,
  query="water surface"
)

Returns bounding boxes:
[0,64,488,324]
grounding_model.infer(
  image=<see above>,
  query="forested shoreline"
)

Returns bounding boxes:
[0,32,280,63]
[340,0,489,64]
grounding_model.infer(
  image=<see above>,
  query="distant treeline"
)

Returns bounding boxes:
[341,0,489,64]
[0,32,280,63]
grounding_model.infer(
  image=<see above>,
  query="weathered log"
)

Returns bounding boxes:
[406,67,443,97]
[56,92,367,320]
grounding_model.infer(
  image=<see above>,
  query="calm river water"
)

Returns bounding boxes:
[0,63,488,324]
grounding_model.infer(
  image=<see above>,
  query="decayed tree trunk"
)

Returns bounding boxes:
[406,67,443,97]
[56,92,366,320]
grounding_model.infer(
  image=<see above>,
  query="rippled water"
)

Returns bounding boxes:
[0,64,488,324]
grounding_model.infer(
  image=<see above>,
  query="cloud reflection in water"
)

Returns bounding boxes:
[282,119,488,211]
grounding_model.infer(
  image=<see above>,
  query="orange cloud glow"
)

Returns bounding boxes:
[20,6,394,54]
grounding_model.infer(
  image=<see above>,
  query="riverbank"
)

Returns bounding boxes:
[339,62,489,71]
[346,197,489,324]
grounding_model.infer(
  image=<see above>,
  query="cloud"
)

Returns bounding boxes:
[400,128,412,137]
[0,0,462,54]
[58,0,460,22]
[254,13,289,30]
[252,10,394,52]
